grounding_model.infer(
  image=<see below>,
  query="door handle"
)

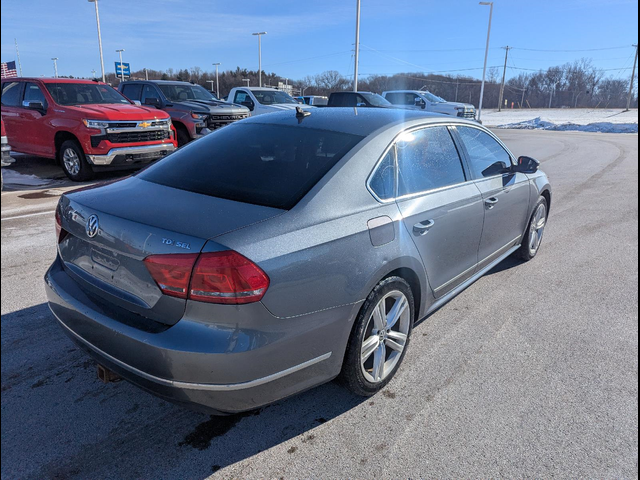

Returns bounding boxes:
[485,197,499,209]
[413,219,435,235]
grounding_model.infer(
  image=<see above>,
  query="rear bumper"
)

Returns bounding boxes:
[86,143,176,166]
[44,257,356,413]
[1,136,14,166]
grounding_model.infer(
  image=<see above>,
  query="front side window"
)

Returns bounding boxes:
[397,126,466,196]
[233,90,250,104]
[139,124,364,210]
[45,83,130,106]
[457,126,512,179]
[369,149,395,200]
[1,82,22,107]
[158,84,216,102]
[23,83,47,107]
[360,93,392,107]
[141,85,161,103]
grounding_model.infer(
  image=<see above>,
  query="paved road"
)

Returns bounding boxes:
[1,130,637,479]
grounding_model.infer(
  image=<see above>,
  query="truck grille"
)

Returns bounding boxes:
[458,110,477,119]
[106,130,170,144]
[207,114,249,130]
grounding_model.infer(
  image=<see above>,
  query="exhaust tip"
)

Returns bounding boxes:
[97,364,121,384]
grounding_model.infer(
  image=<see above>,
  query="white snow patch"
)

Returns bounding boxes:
[2,169,55,187]
[482,108,638,133]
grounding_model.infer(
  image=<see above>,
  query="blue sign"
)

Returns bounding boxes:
[114,62,131,77]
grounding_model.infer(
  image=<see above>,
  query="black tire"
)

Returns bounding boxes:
[517,196,549,262]
[176,126,190,147]
[339,276,415,396]
[59,140,94,182]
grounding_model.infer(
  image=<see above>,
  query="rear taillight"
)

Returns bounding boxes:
[190,251,270,304]
[144,254,199,299]
[55,208,68,243]
[144,251,269,305]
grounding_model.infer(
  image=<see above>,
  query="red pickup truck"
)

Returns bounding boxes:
[0,78,177,181]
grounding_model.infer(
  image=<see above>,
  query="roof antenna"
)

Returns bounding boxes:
[295,106,311,123]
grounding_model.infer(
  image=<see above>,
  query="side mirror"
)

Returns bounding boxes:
[414,99,426,109]
[22,100,45,112]
[514,156,540,174]
[241,101,254,111]
[482,161,511,177]
[143,97,161,108]
[132,100,142,106]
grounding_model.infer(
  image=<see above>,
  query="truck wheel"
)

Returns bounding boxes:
[60,140,94,182]
[176,127,190,147]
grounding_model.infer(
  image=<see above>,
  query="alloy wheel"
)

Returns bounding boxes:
[528,203,547,255]
[62,148,81,177]
[360,290,410,383]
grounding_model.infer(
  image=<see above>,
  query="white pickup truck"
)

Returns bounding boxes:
[382,90,477,120]
[228,87,314,116]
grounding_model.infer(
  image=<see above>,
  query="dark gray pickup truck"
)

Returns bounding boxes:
[119,80,249,146]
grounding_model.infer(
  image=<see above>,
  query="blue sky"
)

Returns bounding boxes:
[1,0,638,81]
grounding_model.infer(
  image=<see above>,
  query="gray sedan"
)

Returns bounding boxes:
[45,108,551,414]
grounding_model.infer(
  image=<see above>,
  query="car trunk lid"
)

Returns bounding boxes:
[57,176,284,325]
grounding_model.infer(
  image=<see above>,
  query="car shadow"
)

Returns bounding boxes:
[1,303,367,479]
[486,255,524,276]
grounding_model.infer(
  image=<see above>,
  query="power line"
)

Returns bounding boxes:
[511,45,631,53]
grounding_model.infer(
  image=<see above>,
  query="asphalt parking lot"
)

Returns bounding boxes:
[1,129,638,479]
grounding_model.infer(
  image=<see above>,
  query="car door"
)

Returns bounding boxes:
[19,82,51,156]
[395,125,485,298]
[233,90,255,113]
[1,81,25,151]
[454,125,531,270]
[121,83,143,103]
[141,84,162,108]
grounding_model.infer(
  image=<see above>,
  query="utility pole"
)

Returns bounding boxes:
[455,79,460,102]
[207,80,215,92]
[252,33,267,87]
[549,81,558,109]
[626,44,639,111]
[478,2,494,123]
[353,0,361,91]
[213,63,221,98]
[14,39,23,76]
[51,58,59,78]
[145,68,149,80]
[520,87,526,108]
[116,49,125,83]
[498,46,511,112]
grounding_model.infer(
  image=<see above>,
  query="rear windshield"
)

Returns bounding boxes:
[139,123,364,209]
[45,83,130,106]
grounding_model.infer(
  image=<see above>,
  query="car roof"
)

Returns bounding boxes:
[242,107,475,137]
[9,77,108,85]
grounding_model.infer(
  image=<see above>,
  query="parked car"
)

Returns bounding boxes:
[119,80,249,146]
[326,91,416,109]
[383,90,477,120]
[296,95,329,106]
[1,117,15,190]
[228,86,313,116]
[45,108,550,414]
[1,78,176,181]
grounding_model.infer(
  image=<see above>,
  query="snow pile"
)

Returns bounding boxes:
[496,117,638,134]
[2,169,56,187]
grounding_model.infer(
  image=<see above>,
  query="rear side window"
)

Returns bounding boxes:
[121,84,143,101]
[457,126,512,179]
[1,82,22,107]
[139,124,364,209]
[369,149,395,200]
[397,126,466,196]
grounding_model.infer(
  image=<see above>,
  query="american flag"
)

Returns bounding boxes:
[1,61,18,79]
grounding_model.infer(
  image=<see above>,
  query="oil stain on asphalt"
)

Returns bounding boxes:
[179,410,261,451]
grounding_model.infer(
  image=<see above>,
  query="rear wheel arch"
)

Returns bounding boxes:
[382,267,422,320]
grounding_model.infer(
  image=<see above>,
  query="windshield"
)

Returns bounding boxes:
[45,83,130,106]
[139,123,364,209]
[422,91,446,103]
[361,93,392,107]
[253,90,298,105]
[158,84,217,102]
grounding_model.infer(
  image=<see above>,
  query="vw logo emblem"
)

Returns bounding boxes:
[86,215,100,238]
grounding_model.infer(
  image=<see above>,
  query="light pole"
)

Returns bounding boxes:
[213,62,221,98]
[353,0,361,91]
[207,80,215,93]
[242,78,251,87]
[88,0,106,83]
[91,69,96,79]
[477,1,494,123]
[116,49,125,83]
[51,58,59,78]
[626,44,638,112]
[252,32,267,87]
